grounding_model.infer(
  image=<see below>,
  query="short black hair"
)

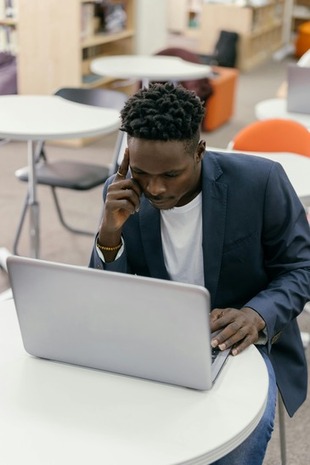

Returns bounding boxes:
[120,82,205,153]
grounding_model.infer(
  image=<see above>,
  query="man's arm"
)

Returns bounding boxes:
[211,162,310,354]
[89,149,141,270]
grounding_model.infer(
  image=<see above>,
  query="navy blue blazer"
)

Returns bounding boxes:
[90,150,310,416]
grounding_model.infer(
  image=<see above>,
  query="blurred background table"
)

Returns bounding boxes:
[91,54,212,87]
[255,98,310,130]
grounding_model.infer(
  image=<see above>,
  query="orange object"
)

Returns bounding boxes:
[202,66,238,132]
[229,118,310,157]
[295,22,310,58]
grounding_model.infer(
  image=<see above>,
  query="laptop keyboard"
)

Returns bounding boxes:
[211,346,220,363]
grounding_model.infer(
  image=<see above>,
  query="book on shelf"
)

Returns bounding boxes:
[81,2,96,39]
[82,73,103,84]
[104,3,127,33]
[0,0,17,19]
[0,23,17,53]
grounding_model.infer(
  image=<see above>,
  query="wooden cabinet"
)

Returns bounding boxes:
[17,0,136,95]
[198,1,285,71]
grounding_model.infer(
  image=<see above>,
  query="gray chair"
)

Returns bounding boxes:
[14,87,127,254]
[278,328,309,465]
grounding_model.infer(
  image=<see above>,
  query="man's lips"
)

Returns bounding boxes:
[147,196,167,204]
[146,196,176,208]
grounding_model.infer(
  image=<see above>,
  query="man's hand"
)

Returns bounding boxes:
[100,149,142,234]
[210,307,266,356]
[97,149,142,261]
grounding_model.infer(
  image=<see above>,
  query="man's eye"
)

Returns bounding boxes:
[165,172,178,178]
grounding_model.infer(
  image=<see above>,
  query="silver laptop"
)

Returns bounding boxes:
[7,256,230,390]
[287,63,310,114]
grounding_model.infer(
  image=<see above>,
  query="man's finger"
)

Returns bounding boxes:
[115,148,129,180]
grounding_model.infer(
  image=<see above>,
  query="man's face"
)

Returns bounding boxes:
[128,138,204,209]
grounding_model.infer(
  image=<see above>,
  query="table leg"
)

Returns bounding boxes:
[27,140,40,258]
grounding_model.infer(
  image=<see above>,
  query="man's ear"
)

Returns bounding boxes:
[196,139,206,161]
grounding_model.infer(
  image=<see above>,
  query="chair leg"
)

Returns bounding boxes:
[50,187,94,237]
[278,394,287,465]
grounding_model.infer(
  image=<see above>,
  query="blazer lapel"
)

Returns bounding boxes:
[139,198,170,280]
[201,159,228,301]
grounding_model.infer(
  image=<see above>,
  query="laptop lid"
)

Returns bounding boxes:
[7,256,229,390]
[287,63,310,114]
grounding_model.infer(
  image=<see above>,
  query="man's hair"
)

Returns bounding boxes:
[120,82,205,153]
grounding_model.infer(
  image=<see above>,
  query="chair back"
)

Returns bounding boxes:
[54,87,128,175]
[228,118,310,157]
[54,87,127,111]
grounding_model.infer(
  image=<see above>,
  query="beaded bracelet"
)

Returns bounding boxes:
[96,240,122,252]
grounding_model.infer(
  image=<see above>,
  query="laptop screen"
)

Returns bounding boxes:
[287,64,310,115]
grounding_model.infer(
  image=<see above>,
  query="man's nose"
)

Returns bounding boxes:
[146,177,166,196]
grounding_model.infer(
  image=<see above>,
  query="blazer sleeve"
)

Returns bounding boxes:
[245,162,310,349]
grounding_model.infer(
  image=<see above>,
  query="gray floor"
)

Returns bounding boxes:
[1,47,310,463]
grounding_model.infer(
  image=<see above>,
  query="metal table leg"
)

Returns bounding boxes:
[27,140,40,258]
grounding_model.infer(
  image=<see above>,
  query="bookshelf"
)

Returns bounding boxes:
[17,0,136,95]
[198,1,286,71]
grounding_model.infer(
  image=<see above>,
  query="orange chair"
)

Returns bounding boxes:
[203,66,239,132]
[295,22,310,58]
[153,48,238,132]
[228,118,310,157]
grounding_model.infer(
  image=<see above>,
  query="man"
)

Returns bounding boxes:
[89,82,310,464]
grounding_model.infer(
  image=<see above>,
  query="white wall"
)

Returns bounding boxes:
[135,0,168,55]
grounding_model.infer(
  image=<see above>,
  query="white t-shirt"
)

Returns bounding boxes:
[160,193,204,286]
[97,193,204,288]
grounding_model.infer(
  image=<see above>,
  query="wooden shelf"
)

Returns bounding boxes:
[0,18,17,26]
[198,2,285,71]
[17,0,136,95]
[82,29,135,48]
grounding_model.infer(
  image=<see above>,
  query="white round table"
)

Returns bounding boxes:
[0,95,120,260]
[255,98,310,129]
[91,55,212,87]
[0,299,268,465]
[207,148,310,200]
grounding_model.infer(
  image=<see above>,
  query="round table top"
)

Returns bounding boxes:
[208,149,310,200]
[0,95,120,140]
[91,55,212,82]
[0,299,268,465]
[255,98,310,129]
